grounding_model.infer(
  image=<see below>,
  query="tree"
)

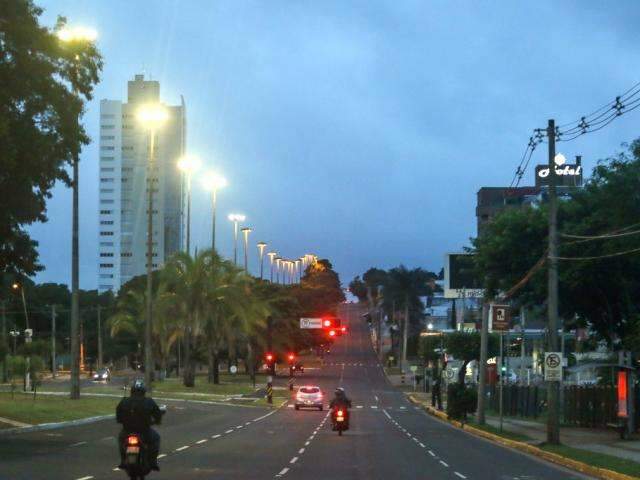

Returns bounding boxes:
[445,331,499,384]
[348,276,367,302]
[0,1,102,275]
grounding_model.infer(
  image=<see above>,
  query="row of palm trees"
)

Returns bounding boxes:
[108,249,284,387]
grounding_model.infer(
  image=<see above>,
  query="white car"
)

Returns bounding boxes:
[295,386,323,411]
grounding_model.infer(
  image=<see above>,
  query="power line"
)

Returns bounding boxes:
[561,228,640,241]
[552,246,640,261]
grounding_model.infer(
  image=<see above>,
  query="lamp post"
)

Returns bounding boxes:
[241,228,252,272]
[177,155,201,255]
[137,103,169,390]
[257,242,267,279]
[267,252,277,282]
[202,171,227,252]
[228,214,246,265]
[57,25,98,400]
[275,258,282,284]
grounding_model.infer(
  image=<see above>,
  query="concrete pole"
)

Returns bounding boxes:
[402,295,409,372]
[97,305,103,370]
[476,302,489,424]
[51,305,57,378]
[520,307,526,385]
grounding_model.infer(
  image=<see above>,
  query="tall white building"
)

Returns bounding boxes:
[98,74,185,292]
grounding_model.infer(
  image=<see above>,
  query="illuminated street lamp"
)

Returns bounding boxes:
[267,252,277,282]
[295,259,301,283]
[57,24,98,400]
[202,171,227,252]
[257,242,267,279]
[241,227,252,272]
[177,155,201,255]
[228,214,246,265]
[275,257,283,284]
[137,102,169,390]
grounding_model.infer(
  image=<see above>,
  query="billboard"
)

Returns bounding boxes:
[535,154,583,187]
[444,253,484,299]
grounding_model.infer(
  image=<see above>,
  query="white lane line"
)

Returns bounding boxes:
[308,436,314,441]
[399,406,406,410]
[196,439,207,444]
[356,405,363,409]
[374,395,379,402]
[225,429,234,434]
[299,448,305,454]
[370,405,378,409]
[412,437,419,442]
[175,445,190,452]
[419,442,426,448]
[305,441,310,446]
[254,410,276,422]
[236,425,244,429]
[158,454,167,459]
[278,467,290,476]
[112,468,120,472]
[454,473,467,479]
[71,441,87,447]
[212,434,221,439]
[439,460,449,467]
[428,450,436,457]
[76,476,93,480]
[245,421,252,425]
[383,410,392,419]
[290,457,298,464]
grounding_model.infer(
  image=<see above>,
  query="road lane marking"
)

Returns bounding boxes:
[400,406,406,410]
[287,404,294,408]
[158,454,167,459]
[454,473,467,479]
[290,457,298,464]
[439,460,449,467]
[254,410,276,422]
[419,442,426,448]
[305,441,310,446]
[71,441,87,447]
[277,467,289,476]
[76,476,93,480]
[176,445,190,452]
[245,421,252,425]
[356,405,363,408]
[428,450,436,456]
[212,434,221,439]
[225,429,234,434]
[383,410,392,419]
[196,439,207,444]
[299,448,305,454]
[236,425,244,429]
[112,468,119,472]
[370,405,378,409]
[374,395,379,402]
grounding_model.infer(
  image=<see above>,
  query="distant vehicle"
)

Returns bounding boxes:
[293,362,304,373]
[295,386,323,411]
[93,368,111,382]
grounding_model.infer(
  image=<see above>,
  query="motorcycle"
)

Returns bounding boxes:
[121,405,166,480]
[331,407,349,436]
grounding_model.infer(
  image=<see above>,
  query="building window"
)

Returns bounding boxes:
[100,210,112,215]
[101,114,115,119]
[101,124,115,130]
[121,252,133,257]
[100,188,114,194]
[99,284,113,290]
[101,167,115,172]
[100,146,115,151]
[100,263,114,268]
[100,199,114,204]
[121,178,128,182]
[100,231,114,236]
[101,135,115,140]
[123,124,134,130]
[122,166,133,172]
[100,220,114,225]
[100,178,114,183]
[100,274,114,279]
[100,252,114,257]
[100,156,115,162]
[122,146,134,151]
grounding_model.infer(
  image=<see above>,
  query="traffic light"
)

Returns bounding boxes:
[265,352,274,363]
[328,329,336,337]
[287,353,295,364]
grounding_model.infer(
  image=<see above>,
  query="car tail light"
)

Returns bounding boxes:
[127,435,139,446]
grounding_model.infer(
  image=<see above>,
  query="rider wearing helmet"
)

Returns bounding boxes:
[116,379,163,471]
[329,387,352,428]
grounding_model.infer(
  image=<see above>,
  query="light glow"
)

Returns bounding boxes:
[177,155,202,175]
[228,213,246,222]
[202,171,227,191]
[57,26,98,42]
[136,103,169,128]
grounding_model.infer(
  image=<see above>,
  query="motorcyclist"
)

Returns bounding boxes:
[116,379,163,471]
[329,387,352,428]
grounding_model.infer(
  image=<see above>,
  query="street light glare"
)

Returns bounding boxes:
[177,155,202,174]
[136,103,169,128]
[228,213,246,222]
[202,171,227,191]
[57,26,98,42]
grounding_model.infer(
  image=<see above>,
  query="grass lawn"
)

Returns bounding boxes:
[468,421,535,443]
[541,444,640,478]
[0,392,117,425]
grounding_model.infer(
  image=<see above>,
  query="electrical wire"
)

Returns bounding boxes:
[561,228,640,240]
[552,246,640,261]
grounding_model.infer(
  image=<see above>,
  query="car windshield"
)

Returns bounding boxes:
[299,387,320,394]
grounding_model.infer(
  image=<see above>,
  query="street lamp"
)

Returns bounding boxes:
[137,102,169,390]
[228,214,246,265]
[275,257,282,284]
[241,227,252,272]
[267,252,277,282]
[201,171,227,252]
[257,242,267,279]
[57,24,98,400]
[295,259,301,283]
[177,155,202,255]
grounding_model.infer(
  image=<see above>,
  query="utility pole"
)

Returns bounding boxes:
[520,307,526,386]
[476,302,489,424]
[1,301,7,383]
[97,305,103,370]
[402,294,409,372]
[51,305,57,379]
[546,118,560,444]
[145,129,157,391]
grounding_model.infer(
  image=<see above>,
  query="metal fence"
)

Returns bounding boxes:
[486,384,621,428]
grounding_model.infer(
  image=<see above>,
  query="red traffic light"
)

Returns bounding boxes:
[287,353,295,362]
[265,353,274,362]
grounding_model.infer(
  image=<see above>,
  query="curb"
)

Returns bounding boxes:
[0,414,115,437]
[407,394,638,480]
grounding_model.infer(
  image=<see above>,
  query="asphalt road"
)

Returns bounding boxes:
[0,303,590,480]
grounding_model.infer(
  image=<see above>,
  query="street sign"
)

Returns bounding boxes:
[544,352,563,381]
[24,328,33,343]
[491,305,511,332]
[230,365,238,374]
[300,318,322,329]
[409,365,418,372]
[444,253,485,299]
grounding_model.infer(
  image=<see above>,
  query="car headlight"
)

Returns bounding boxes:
[102,374,108,379]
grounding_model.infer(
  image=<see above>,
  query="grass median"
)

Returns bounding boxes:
[0,392,117,426]
[540,444,640,478]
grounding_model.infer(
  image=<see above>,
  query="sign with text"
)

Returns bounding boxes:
[535,154,583,187]
[444,253,485,299]
[491,305,511,332]
[544,352,563,381]
[300,318,323,329]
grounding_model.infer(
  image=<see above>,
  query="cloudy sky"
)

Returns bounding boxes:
[33,0,640,289]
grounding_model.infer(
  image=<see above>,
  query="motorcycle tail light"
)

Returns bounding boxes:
[337,410,344,417]
[127,435,139,446]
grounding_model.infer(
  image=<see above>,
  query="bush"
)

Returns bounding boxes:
[446,383,477,422]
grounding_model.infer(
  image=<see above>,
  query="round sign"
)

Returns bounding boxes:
[545,353,561,369]
[445,369,454,379]
[230,365,238,374]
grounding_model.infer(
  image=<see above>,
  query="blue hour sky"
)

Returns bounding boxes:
[32,1,640,289]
